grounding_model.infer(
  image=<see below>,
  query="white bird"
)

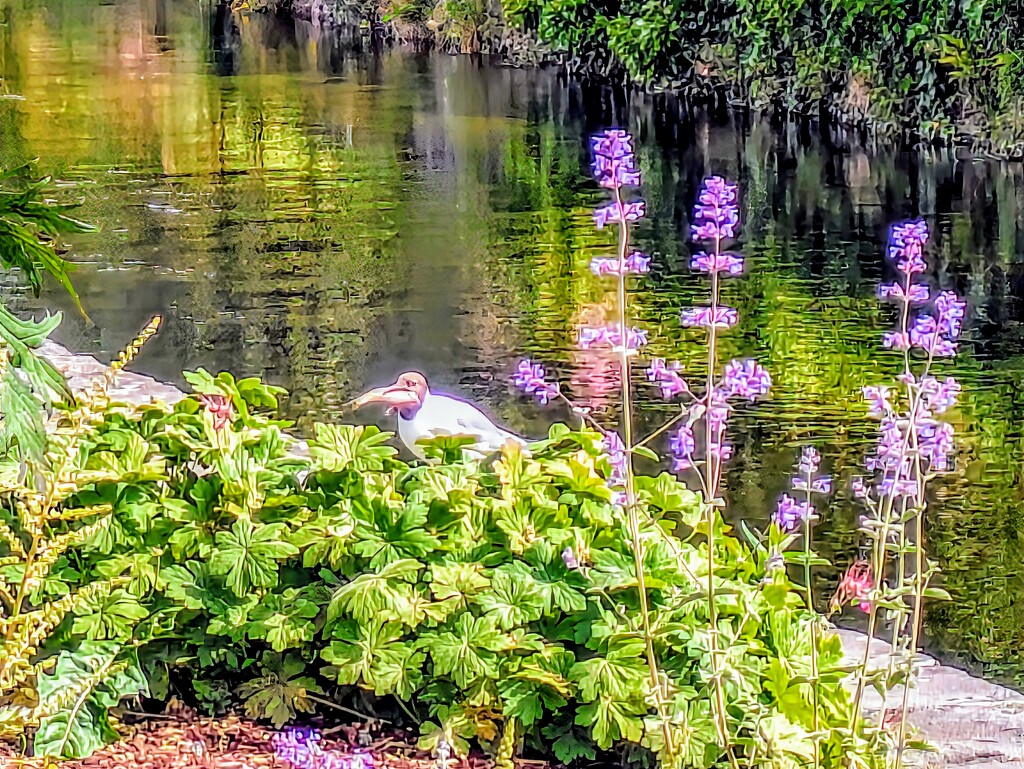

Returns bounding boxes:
[353,371,525,461]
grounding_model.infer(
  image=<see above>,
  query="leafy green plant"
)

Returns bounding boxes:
[17,364,881,766]
[0,320,160,757]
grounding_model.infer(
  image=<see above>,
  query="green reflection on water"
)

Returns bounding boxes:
[1,0,1023,685]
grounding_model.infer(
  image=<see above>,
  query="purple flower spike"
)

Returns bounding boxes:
[602,431,628,486]
[878,283,929,303]
[863,385,892,418]
[670,425,696,471]
[691,251,744,275]
[934,291,966,338]
[794,476,832,494]
[798,447,821,475]
[691,176,740,242]
[578,325,648,351]
[590,251,651,277]
[591,129,634,161]
[513,359,560,405]
[851,477,869,499]
[889,220,929,274]
[922,376,961,414]
[719,359,771,401]
[594,200,646,229]
[774,494,813,531]
[681,306,739,329]
[646,357,688,399]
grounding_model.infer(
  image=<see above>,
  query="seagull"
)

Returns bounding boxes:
[353,371,525,461]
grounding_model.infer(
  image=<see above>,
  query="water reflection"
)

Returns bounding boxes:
[1,0,1023,685]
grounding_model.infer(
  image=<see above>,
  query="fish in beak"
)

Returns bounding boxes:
[354,372,429,417]
[353,384,421,415]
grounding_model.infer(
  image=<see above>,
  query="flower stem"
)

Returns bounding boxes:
[701,232,738,769]
[612,184,675,762]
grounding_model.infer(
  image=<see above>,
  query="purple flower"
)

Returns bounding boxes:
[578,325,648,351]
[646,357,689,399]
[562,546,580,570]
[889,220,929,274]
[602,431,628,486]
[909,315,958,357]
[591,129,634,162]
[921,376,960,414]
[883,331,911,350]
[708,438,734,463]
[691,251,743,275]
[719,359,771,401]
[512,359,560,405]
[590,251,651,277]
[592,155,641,189]
[691,177,740,242]
[681,306,739,329]
[793,476,832,494]
[919,421,955,471]
[879,475,919,498]
[610,490,629,507]
[774,494,813,531]
[863,386,892,417]
[851,476,869,499]
[934,290,966,338]
[594,200,646,229]
[798,447,820,475]
[878,283,929,303]
[670,425,695,471]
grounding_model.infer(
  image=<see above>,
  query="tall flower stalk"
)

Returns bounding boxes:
[775,448,831,768]
[840,221,962,765]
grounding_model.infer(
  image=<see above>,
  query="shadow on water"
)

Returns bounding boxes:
[1,0,1023,687]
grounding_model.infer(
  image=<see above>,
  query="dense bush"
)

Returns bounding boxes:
[6,366,872,765]
[0,357,883,764]
[501,0,1024,152]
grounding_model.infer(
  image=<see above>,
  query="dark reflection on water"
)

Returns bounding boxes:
[2,0,1023,685]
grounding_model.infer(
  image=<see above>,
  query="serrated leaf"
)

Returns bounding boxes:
[310,424,398,472]
[71,588,148,641]
[421,613,510,688]
[208,519,298,596]
[473,565,544,630]
[327,558,423,625]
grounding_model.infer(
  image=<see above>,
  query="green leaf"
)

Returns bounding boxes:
[327,558,423,626]
[570,637,648,701]
[575,694,644,749]
[421,613,511,688]
[473,565,544,630]
[208,519,298,596]
[310,424,398,472]
[34,643,147,758]
[321,621,425,699]
[71,589,148,641]
[236,653,320,728]
[248,589,320,652]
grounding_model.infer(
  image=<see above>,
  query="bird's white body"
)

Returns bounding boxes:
[397,390,524,461]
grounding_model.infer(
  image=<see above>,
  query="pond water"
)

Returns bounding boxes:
[2,0,1023,686]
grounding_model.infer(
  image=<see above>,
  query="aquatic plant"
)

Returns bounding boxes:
[514,130,886,765]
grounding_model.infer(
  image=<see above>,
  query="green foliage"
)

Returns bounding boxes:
[0,163,93,316]
[503,0,1024,152]
[8,374,884,766]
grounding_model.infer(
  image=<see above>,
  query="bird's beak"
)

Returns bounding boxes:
[353,384,420,412]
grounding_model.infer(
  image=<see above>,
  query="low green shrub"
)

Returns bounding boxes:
[3,367,882,766]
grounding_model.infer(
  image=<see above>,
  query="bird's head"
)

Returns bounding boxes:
[353,371,429,418]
